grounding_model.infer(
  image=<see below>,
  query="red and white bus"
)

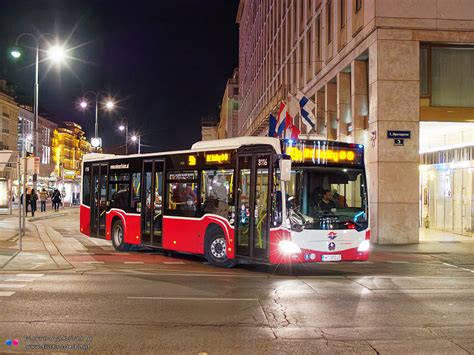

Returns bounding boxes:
[80,137,370,267]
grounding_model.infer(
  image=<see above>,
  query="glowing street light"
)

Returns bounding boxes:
[79,91,115,149]
[117,118,129,154]
[10,32,67,191]
[106,100,114,110]
[47,45,66,63]
[131,134,141,154]
[10,49,22,59]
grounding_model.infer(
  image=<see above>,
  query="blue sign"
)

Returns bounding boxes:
[387,131,411,139]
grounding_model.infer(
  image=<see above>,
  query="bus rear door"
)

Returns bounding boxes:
[141,160,164,247]
[90,163,108,238]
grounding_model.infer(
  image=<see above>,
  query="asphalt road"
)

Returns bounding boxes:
[0,215,473,354]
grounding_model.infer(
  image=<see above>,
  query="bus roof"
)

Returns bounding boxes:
[191,136,281,154]
[83,136,282,162]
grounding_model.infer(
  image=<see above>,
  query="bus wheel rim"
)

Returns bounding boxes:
[113,225,123,245]
[210,237,226,259]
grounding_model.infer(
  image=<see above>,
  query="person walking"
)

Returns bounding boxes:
[40,189,49,212]
[25,189,31,216]
[52,189,61,212]
[30,189,38,217]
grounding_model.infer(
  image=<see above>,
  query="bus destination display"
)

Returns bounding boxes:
[283,140,363,165]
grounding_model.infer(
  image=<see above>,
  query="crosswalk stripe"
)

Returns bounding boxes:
[0,284,26,288]
[0,292,15,297]
[16,274,44,278]
[5,279,35,282]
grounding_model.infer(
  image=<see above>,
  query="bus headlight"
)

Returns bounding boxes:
[278,240,302,255]
[358,240,370,252]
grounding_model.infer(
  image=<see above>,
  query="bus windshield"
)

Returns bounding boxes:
[286,167,368,231]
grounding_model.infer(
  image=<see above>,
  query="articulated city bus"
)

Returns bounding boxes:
[80,137,370,267]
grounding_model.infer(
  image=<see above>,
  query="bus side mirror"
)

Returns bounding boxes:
[279,156,292,182]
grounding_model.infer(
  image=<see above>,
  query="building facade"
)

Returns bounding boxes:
[218,69,240,139]
[237,0,474,244]
[18,106,58,188]
[0,88,19,180]
[52,121,91,204]
[201,118,219,141]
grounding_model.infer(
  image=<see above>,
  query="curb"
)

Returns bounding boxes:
[27,211,75,222]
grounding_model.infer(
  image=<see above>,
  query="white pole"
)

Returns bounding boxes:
[33,44,39,193]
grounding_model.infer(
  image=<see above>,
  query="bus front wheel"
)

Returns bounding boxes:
[205,226,235,268]
[112,219,131,252]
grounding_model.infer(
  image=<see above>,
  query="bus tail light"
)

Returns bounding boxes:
[365,230,371,240]
[278,240,301,255]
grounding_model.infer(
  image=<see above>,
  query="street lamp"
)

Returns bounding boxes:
[10,33,66,189]
[131,135,141,154]
[79,91,114,149]
[118,118,129,155]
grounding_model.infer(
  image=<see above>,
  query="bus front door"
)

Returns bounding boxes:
[141,160,164,247]
[235,153,272,261]
[90,163,108,238]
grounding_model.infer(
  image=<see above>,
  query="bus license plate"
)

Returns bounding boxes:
[322,255,341,262]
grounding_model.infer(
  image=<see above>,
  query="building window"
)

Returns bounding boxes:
[293,1,297,41]
[340,0,346,28]
[41,146,50,164]
[233,87,239,96]
[420,46,430,97]
[431,47,474,107]
[355,0,363,13]
[327,0,333,44]
[316,15,321,61]
[299,0,304,33]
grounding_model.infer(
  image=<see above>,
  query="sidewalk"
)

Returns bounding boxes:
[0,206,79,271]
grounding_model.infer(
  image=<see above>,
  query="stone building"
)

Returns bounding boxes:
[218,69,240,139]
[236,0,474,243]
[0,83,19,180]
[52,122,91,204]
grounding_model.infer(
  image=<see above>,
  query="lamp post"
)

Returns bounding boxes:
[79,92,114,150]
[118,118,129,155]
[10,33,66,190]
[131,135,141,154]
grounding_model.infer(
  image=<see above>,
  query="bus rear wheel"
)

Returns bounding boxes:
[205,227,235,268]
[112,219,131,252]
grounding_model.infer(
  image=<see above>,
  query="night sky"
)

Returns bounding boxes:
[0,0,239,153]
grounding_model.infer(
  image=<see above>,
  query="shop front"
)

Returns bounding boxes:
[420,122,474,238]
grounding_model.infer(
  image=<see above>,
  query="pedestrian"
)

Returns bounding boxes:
[25,189,31,216]
[40,188,49,212]
[52,189,61,212]
[30,188,38,217]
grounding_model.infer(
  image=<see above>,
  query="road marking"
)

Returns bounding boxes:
[0,292,15,297]
[16,274,44,278]
[124,262,144,264]
[127,296,259,301]
[163,262,185,265]
[5,279,35,282]
[0,284,26,288]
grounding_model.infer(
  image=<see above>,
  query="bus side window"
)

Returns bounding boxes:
[201,169,234,221]
[131,172,141,213]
